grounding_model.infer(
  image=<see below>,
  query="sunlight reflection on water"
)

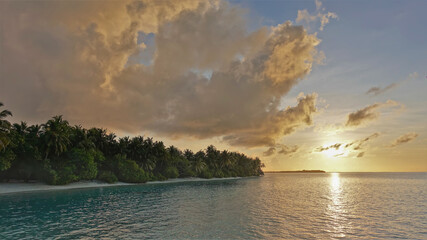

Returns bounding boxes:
[327,172,347,238]
[0,173,426,239]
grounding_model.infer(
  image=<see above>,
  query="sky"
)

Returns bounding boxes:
[0,0,426,172]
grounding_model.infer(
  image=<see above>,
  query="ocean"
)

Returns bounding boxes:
[0,172,426,239]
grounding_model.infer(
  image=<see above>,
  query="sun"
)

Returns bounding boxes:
[318,140,349,158]
[323,148,346,158]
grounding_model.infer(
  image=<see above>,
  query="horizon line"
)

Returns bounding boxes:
[264,171,427,173]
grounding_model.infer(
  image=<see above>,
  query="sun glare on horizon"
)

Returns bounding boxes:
[322,147,347,158]
[319,140,349,158]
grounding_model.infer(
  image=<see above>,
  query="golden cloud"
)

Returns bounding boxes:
[390,133,418,147]
[345,100,403,127]
[0,0,323,148]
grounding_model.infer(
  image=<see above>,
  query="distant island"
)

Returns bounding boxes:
[0,102,264,185]
[265,170,326,173]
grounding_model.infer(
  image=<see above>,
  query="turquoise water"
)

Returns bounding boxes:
[0,173,426,239]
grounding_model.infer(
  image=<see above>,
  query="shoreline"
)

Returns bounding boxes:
[265,170,326,173]
[0,177,242,195]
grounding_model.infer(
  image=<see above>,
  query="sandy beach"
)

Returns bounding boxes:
[0,181,135,195]
[0,177,241,195]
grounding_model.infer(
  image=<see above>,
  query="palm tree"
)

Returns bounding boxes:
[41,115,71,160]
[27,124,41,137]
[0,102,12,151]
[13,122,28,135]
[87,128,116,156]
[205,145,220,171]
[151,140,167,173]
[184,149,194,162]
[10,122,28,151]
[168,146,182,160]
[105,133,118,156]
[192,157,206,175]
[118,136,131,155]
[71,125,95,150]
[219,150,233,170]
[26,124,42,150]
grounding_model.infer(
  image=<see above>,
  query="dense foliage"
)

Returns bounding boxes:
[0,103,264,185]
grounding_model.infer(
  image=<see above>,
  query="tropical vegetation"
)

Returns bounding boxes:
[0,102,264,185]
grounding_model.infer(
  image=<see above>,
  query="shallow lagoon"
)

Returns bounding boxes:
[1,173,426,239]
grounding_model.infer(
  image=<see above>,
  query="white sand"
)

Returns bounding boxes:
[0,177,241,195]
[0,181,134,195]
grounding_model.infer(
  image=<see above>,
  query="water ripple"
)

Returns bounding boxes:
[0,173,426,239]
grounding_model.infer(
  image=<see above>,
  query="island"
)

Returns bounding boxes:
[0,103,264,186]
[264,170,326,173]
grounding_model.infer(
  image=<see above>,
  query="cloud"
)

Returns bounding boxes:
[366,83,398,96]
[315,0,323,10]
[0,0,323,148]
[296,0,338,31]
[346,104,381,127]
[345,132,380,150]
[314,132,379,156]
[222,93,318,147]
[366,72,418,96]
[263,144,299,157]
[390,133,418,147]
[278,145,299,155]
[263,147,276,157]
[315,143,342,152]
[345,100,403,127]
